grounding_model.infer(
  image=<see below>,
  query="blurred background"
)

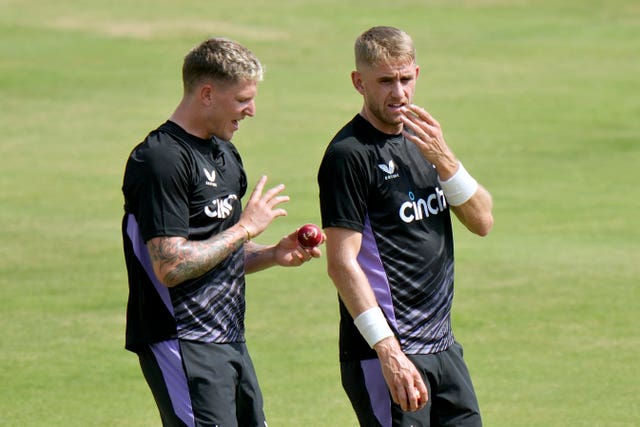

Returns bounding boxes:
[1,1,638,425]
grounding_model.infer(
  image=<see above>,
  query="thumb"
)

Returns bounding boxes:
[286,229,299,241]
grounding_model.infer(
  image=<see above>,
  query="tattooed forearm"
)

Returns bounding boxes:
[147,227,246,287]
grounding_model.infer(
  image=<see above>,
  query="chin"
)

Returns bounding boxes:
[220,130,235,141]
[385,117,403,129]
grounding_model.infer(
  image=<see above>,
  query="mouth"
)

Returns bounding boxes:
[388,103,407,122]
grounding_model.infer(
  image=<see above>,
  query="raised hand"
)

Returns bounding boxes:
[400,104,458,179]
[237,176,289,239]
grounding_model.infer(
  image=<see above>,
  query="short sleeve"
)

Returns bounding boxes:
[318,142,370,232]
[123,136,192,242]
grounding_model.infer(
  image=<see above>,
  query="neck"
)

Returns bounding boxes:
[359,109,402,135]
[170,100,210,139]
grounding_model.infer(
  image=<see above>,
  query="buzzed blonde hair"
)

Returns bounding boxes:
[354,26,416,69]
[182,37,263,93]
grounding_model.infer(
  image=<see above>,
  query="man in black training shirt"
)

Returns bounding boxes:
[318,26,494,426]
[122,37,323,427]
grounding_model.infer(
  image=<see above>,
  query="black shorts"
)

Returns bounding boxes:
[137,339,266,427]
[341,341,481,427]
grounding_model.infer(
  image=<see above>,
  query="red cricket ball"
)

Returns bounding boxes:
[297,223,323,248]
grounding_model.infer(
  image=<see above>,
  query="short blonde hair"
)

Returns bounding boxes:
[355,26,416,69]
[182,37,263,93]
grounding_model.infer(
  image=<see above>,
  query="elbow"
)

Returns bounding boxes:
[153,265,179,288]
[159,276,178,288]
[475,214,494,237]
[327,258,348,288]
[156,275,173,288]
[327,262,341,285]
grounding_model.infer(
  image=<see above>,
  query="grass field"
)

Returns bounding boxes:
[1,0,638,425]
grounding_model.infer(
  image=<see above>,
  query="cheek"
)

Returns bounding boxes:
[404,82,417,95]
[363,85,385,100]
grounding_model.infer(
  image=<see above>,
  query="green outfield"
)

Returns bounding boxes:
[1,0,638,425]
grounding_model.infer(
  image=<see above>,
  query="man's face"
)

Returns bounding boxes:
[207,79,258,141]
[352,60,419,134]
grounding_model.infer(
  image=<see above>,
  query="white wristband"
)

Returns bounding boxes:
[437,161,478,206]
[353,307,394,348]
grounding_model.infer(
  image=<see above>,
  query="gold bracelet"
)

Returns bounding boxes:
[238,224,252,242]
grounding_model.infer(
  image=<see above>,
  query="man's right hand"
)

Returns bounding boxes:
[374,336,429,412]
[238,175,289,238]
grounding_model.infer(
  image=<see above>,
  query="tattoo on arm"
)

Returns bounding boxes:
[148,228,246,287]
[244,244,260,268]
[243,242,276,274]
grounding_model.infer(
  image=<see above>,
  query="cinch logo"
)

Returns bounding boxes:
[399,188,447,223]
[204,168,217,187]
[378,160,400,180]
[204,194,238,218]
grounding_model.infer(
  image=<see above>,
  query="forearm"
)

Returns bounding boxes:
[330,257,400,346]
[325,228,379,317]
[243,241,277,274]
[329,260,379,317]
[147,224,249,287]
[451,184,494,236]
[435,160,493,236]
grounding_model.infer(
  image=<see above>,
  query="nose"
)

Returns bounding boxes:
[244,100,256,117]
[390,80,404,97]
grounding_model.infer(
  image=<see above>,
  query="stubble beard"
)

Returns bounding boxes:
[367,100,403,133]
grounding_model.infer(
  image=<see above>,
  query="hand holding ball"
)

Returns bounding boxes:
[297,223,323,248]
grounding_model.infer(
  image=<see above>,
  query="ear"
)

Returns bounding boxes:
[199,83,215,106]
[351,71,365,95]
[415,64,420,80]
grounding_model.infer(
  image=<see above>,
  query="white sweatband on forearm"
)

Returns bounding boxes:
[353,307,394,348]
[437,161,478,206]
